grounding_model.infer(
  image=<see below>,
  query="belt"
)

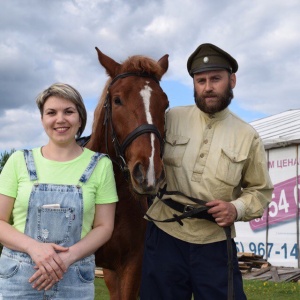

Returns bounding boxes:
[162,198,216,222]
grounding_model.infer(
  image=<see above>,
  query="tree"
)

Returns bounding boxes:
[0,149,15,173]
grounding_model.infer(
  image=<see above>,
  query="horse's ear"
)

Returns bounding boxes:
[95,47,121,78]
[157,54,169,75]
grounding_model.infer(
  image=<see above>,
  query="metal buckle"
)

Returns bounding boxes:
[184,205,195,219]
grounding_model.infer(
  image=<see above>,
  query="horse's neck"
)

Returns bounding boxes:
[87,134,104,153]
[87,101,107,153]
[88,127,122,169]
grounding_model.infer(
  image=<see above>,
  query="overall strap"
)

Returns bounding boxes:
[23,149,38,181]
[79,153,107,184]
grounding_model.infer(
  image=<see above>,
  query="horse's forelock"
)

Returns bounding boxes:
[120,56,164,80]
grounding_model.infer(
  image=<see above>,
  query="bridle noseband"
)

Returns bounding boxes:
[104,72,165,173]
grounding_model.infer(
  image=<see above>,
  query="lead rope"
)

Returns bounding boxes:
[146,184,234,300]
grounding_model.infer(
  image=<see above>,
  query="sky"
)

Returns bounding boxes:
[1,0,300,153]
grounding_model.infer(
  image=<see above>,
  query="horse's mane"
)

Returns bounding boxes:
[119,55,166,80]
[90,80,110,149]
[90,55,165,147]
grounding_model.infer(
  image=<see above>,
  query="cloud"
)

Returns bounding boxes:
[0,109,46,149]
[1,0,300,151]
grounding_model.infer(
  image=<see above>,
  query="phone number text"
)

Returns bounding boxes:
[235,241,299,259]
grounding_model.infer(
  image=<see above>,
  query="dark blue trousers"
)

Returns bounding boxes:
[140,222,247,300]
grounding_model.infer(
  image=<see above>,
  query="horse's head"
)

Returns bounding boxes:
[90,47,169,195]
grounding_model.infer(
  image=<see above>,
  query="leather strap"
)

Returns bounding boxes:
[145,186,235,300]
[161,198,216,222]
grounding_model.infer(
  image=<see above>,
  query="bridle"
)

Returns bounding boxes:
[103,72,165,173]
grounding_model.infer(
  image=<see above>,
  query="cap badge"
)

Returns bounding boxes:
[203,56,209,63]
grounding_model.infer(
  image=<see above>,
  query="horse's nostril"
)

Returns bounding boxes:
[132,163,144,184]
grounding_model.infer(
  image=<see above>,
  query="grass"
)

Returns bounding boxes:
[94,278,110,299]
[94,278,300,300]
[243,279,300,300]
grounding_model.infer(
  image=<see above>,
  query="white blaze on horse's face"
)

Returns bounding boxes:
[139,81,156,187]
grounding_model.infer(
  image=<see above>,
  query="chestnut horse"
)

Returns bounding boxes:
[85,48,169,299]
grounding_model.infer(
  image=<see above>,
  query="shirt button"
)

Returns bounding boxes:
[208,125,212,129]
[200,153,204,158]
[204,139,208,144]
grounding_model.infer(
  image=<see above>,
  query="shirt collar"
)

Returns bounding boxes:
[199,107,230,122]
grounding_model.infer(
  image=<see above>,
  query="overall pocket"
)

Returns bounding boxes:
[0,256,20,279]
[76,261,95,283]
[163,134,190,167]
[37,207,75,244]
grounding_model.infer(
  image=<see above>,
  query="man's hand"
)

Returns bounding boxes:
[206,200,237,227]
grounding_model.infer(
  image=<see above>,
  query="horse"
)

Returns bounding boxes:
[85,47,169,299]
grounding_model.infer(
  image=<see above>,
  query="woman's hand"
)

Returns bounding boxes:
[28,242,69,290]
[29,269,58,291]
[29,202,116,291]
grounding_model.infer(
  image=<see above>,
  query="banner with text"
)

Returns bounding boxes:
[235,146,299,267]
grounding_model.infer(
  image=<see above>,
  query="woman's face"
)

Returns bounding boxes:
[42,96,81,146]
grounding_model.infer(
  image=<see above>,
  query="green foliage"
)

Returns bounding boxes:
[94,278,300,300]
[0,149,15,173]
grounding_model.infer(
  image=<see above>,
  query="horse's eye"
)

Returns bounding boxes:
[113,97,122,105]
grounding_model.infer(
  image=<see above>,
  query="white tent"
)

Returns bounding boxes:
[252,109,300,149]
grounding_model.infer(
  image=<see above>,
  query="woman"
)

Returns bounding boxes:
[0,83,118,299]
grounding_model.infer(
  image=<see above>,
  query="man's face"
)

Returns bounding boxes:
[193,70,236,114]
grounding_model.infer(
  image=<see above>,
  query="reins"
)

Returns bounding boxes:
[146,184,235,300]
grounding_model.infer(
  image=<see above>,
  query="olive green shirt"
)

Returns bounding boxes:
[146,105,273,244]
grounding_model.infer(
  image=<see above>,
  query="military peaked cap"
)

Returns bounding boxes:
[187,43,238,77]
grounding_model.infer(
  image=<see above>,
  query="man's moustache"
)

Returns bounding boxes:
[203,94,218,98]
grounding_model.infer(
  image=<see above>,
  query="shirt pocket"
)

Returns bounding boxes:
[163,134,190,167]
[216,148,247,186]
[37,207,75,244]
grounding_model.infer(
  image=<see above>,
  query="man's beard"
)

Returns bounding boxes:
[194,84,234,114]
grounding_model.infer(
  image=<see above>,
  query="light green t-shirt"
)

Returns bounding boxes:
[0,148,118,238]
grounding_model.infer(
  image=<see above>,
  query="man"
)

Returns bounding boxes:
[140,43,273,300]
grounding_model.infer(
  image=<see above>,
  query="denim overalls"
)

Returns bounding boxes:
[0,150,105,300]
